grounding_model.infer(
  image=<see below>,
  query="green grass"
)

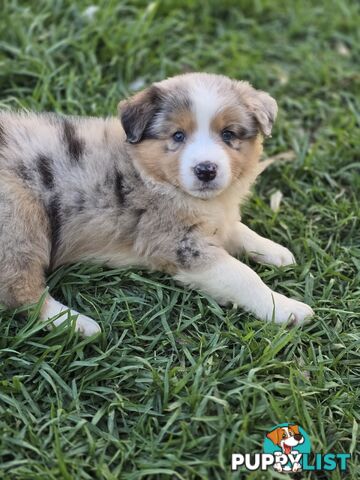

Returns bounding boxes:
[0,0,359,478]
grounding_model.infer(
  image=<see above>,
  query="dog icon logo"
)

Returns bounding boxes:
[263,423,311,473]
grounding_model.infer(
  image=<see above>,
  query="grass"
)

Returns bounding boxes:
[0,0,359,478]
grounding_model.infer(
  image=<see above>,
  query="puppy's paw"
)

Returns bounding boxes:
[270,292,314,325]
[252,242,296,267]
[41,296,101,337]
[75,314,101,336]
[265,244,296,267]
[292,462,302,472]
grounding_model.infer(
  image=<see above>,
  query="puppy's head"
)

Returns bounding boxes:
[266,425,304,454]
[119,73,277,199]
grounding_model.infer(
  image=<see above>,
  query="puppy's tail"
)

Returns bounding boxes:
[258,150,296,174]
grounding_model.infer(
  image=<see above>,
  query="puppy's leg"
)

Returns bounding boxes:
[175,248,313,324]
[0,175,50,309]
[226,222,295,267]
[40,295,101,336]
[0,176,100,336]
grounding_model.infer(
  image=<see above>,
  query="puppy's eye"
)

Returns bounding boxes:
[282,433,287,438]
[173,131,185,143]
[221,130,235,143]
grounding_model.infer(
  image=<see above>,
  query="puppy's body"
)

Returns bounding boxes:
[0,73,313,335]
[0,111,247,271]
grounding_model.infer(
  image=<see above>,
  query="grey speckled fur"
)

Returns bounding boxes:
[0,109,213,307]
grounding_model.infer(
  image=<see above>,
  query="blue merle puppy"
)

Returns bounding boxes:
[0,73,313,336]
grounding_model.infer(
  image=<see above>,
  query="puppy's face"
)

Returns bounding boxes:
[266,425,304,455]
[119,73,277,199]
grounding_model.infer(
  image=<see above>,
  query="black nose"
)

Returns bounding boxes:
[294,434,302,441]
[194,162,217,182]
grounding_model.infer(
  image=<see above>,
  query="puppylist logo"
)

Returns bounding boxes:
[231,423,351,473]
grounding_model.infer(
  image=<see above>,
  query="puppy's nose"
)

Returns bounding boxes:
[294,434,302,441]
[194,162,217,182]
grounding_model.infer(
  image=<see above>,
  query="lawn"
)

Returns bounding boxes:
[0,0,359,479]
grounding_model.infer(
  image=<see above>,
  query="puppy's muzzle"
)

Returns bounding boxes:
[194,162,217,182]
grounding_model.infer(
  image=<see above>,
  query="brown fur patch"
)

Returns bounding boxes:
[0,173,50,307]
[289,425,300,436]
[132,139,182,185]
[224,136,263,182]
[131,108,196,186]
[266,428,282,446]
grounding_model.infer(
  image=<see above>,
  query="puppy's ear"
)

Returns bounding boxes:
[266,428,282,446]
[235,81,278,137]
[118,86,163,143]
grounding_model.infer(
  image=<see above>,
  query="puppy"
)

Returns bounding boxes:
[0,72,314,336]
[266,425,304,472]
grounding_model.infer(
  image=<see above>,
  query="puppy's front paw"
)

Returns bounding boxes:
[267,245,296,267]
[252,243,296,267]
[270,292,314,325]
[75,314,101,336]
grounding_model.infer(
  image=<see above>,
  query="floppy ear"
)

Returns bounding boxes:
[235,81,278,137]
[118,86,163,143]
[266,428,281,446]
